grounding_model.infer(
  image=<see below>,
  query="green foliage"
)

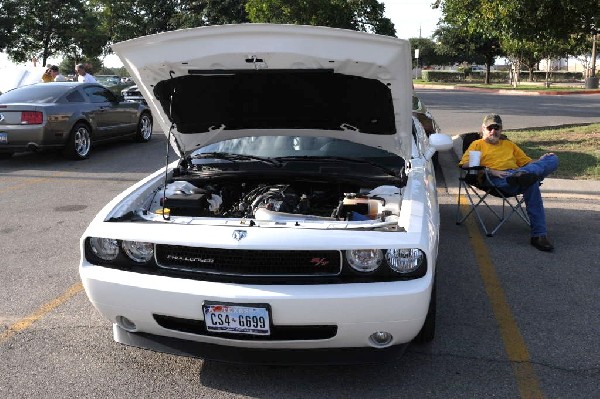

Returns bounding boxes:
[59,55,104,75]
[245,0,395,36]
[435,0,600,73]
[0,1,19,51]
[8,0,88,65]
[93,0,178,44]
[410,38,455,67]
[420,70,584,83]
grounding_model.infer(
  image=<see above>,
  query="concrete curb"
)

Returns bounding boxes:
[414,83,600,96]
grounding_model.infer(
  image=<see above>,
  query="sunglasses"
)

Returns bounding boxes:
[486,124,501,131]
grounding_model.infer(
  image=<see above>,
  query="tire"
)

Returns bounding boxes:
[64,122,92,160]
[134,112,153,142]
[413,279,436,344]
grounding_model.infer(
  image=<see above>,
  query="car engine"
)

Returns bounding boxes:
[148,177,402,223]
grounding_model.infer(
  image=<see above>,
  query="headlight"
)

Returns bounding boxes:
[385,248,425,273]
[88,237,119,261]
[346,249,383,273]
[122,240,154,263]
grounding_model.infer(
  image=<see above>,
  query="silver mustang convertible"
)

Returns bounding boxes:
[79,24,453,364]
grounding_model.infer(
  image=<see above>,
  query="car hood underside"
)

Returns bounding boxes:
[111,24,413,158]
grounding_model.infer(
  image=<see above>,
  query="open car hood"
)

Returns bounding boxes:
[112,24,413,159]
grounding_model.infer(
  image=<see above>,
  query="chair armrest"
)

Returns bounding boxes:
[461,166,486,171]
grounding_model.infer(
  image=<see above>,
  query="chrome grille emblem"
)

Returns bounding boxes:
[232,230,247,241]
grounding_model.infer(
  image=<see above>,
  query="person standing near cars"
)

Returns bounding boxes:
[75,63,97,83]
[50,65,67,82]
[41,65,54,82]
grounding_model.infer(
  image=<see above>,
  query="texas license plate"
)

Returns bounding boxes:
[0,133,7,144]
[203,302,271,336]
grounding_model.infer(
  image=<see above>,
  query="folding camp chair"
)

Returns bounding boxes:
[455,133,530,237]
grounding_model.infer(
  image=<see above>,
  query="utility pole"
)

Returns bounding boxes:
[591,32,597,78]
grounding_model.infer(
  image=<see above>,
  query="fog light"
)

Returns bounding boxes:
[369,331,393,347]
[116,316,137,332]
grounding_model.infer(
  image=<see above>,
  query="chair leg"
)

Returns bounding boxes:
[456,178,531,237]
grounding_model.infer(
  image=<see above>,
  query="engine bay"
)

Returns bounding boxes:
[145,174,403,224]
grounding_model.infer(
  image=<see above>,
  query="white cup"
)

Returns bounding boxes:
[469,150,481,167]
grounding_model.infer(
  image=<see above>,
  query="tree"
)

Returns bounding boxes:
[409,38,453,68]
[433,1,503,84]
[93,0,179,45]
[174,0,249,28]
[0,0,20,51]
[245,0,396,36]
[434,0,579,86]
[66,10,111,65]
[433,24,503,82]
[563,0,599,77]
[7,0,88,66]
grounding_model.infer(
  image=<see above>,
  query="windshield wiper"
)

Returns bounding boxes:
[193,152,281,167]
[275,156,401,177]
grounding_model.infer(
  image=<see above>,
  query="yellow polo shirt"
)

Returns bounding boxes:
[459,139,532,170]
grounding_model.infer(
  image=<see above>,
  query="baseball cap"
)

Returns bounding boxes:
[483,114,502,127]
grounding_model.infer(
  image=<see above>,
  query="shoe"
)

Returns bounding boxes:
[531,236,554,252]
[507,172,538,188]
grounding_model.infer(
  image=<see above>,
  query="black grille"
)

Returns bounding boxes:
[153,314,337,341]
[155,245,341,276]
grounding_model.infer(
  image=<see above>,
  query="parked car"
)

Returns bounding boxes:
[0,82,153,159]
[95,74,121,86]
[412,95,440,135]
[96,74,135,96]
[79,24,453,364]
[121,84,146,104]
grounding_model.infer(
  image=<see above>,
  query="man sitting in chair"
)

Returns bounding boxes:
[459,114,559,252]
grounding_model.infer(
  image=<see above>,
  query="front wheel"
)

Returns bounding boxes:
[134,112,153,142]
[64,122,91,160]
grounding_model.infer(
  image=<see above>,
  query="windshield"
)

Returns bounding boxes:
[191,136,403,167]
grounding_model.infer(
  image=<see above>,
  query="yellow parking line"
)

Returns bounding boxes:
[0,172,66,195]
[0,282,83,344]
[459,197,544,399]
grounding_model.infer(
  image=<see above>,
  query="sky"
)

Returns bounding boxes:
[382,0,442,40]
[0,1,442,69]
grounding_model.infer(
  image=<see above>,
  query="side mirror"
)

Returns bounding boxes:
[424,133,453,160]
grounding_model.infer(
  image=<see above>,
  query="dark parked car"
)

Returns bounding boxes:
[0,82,152,159]
[121,85,146,104]
[96,74,135,95]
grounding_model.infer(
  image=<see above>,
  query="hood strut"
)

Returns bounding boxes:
[161,79,177,220]
[161,123,176,221]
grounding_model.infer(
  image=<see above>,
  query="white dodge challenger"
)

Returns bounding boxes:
[79,24,453,364]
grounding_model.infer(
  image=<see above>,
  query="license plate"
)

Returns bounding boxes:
[0,133,7,144]
[203,302,271,336]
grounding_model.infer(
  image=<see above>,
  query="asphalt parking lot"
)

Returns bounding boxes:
[1,125,598,397]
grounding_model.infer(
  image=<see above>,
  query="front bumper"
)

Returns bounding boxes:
[80,264,432,361]
[114,325,409,365]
